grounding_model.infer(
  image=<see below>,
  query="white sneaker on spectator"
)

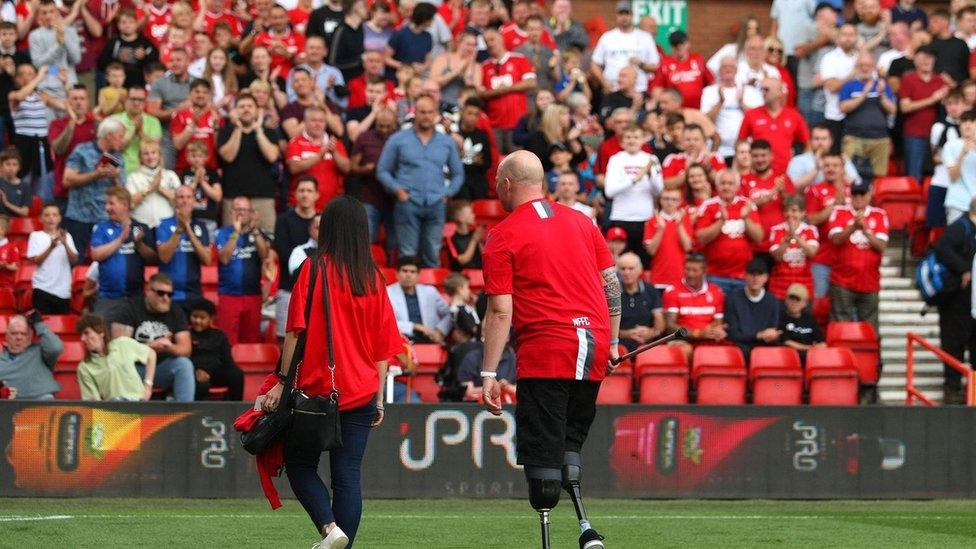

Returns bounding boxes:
[312,526,348,549]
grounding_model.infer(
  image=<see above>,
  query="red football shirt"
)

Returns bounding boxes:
[694,196,760,279]
[170,109,221,172]
[0,239,20,288]
[767,221,819,300]
[738,170,795,252]
[285,133,347,210]
[596,135,653,176]
[827,205,890,293]
[347,74,396,108]
[288,258,403,411]
[288,6,311,35]
[737,105,809,174]
[662,279,725,331]
[137,4,172,47]
[642,212,693,289]
[898,71,946,137]
[481,53,536,130]
[500,22,556,51]
[651,53,714,109]
[253,29,305,78]
[804,182,850,265]
[483,199,614,381]
[48,114,96,200]
[204,10,243,37]
[661,152,726,180]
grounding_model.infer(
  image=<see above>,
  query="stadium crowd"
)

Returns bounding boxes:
[0,0,973,405]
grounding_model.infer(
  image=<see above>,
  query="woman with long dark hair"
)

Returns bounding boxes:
[262,195,402,549]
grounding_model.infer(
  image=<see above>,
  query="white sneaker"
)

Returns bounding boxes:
[315,526,348,549]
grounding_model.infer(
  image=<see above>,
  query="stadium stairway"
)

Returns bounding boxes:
[876,235,944,404]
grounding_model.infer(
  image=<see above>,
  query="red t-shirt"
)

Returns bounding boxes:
[804,181,850,265]
[0,239,20,287]
[253,29,306,78]
[483,199,614,381]
[642,212,693,289]
[827,205,890,293]
[738,105,809,174]
[738,170,795,251]
[481,53,536,130]
[898,71,946,138]
[48,114,96,200]
[661,151,726,180]
[204,10,243,37]
[500,22,557,51]
[170,109,221,172]
[288,7,312,35]
[137,4,172,47]
[438,3,468,37]
[694,196,760,279]
[767,221,819,300]
[652,53,714,109]
[346,74,396,108]
[287,258,403,411]
[285,133,347,210]
[596,135,653,176]
[662,279,725,331]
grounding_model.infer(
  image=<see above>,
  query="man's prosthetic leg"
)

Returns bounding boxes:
[526,467,562,549]
[563,451,605,549]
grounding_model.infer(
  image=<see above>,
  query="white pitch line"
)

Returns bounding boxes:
[0,514,969,522]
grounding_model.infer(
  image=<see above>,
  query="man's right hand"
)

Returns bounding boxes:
[395,188,410,202]
[482,377,502,416]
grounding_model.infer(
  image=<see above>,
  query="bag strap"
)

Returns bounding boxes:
[319,255,339,401]
[277,259,319,405]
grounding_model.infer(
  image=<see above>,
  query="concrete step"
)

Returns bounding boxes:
[878,375,943,388]
[879,312,940,325]
[880,289,926,300]
[881,349,941,363]
[879,301,932,314]
[879,325,940,338]
[880,265,901,277]
[879,363,944,375]
[880,277,916,289]
[880,389,943,404]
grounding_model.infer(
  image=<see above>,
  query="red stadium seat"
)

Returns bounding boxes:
[0,290,16,314]
[43,314,80,342]
[442,221,459,261]
[243,372,268,402]
[873,176,921,231]
[8,217,37,254]
[749,346,803,405]
[813,296,831,333]
[404,373,441,403]
[15,264,34,311]
[380,267,397,285]
[231,343,280,373]
[462,269,484,292]
[370,244,387,267]
[692,345,747,405]
[805,347,859,405]
[471,199,506,227]
[28,196,41,217]
[826,321,880,384]
[596,372,633,404]
[635,345,689,404]
[419,268,450,287]
[413,343,447,374]
[54,341,86,399]
[143,265,159,282]
[201,264,218,289]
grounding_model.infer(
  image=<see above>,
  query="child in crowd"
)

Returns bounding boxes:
[126,140,181,228]
[606,226,628,261]
[455,98,492,199]
[444,272,480,336]
[553,47,587,102]
[929,89,969,228]
[447,199,484,271]
[643,187,694,292]
[0,215,19,289]
[26,203,77,314]
[96,63,128,119]
[552,171,595,222]
[546,142,574,193]
[768,195,819,300]
[440,308,480,402]
[390,64,415,103]
[0,148,30,217]
[188,299,244,401]
[181,140,222,241]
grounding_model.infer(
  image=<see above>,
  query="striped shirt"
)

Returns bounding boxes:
[12,92,49,137]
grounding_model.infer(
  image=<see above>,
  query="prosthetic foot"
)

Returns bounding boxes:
[526,467,562,549]
[563,452,605,549]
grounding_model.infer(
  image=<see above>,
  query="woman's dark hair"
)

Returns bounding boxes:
[317,195,379,296]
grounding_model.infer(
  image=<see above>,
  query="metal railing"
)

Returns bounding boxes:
[905,332,974,406]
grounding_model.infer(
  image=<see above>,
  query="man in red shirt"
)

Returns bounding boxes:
[694,169,764,296]
[49,85,95,209]
[827,180,889,332]
[137,0,172,47]
[662,252,727,362]
[652,30,713,109]
[171,79,221,172]
[478,27,536,153]
[501,0,557,51]
[285,105,350,210]
[661,123,726,189]
[898,45,951,183]
[347,50,395,109]
[738,76,809,174]
[804,153,850,298]
[481,150,618,549]
[199,0,243,38]
[739,139,795,259]
[253,4,306,79]
[768,195,819,300]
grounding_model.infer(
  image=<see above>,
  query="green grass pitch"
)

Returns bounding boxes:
[2,498,976,548]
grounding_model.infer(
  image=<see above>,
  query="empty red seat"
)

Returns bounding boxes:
[419,268,450,287]
[55,341,86,398]
[243,372,268,402]
[8,216,38,238]
[413,343,446,374]
[404,373,441,402]
[15,264,34,311]
[201,264,218,288]
[43,314,80,342]
[462,269,484,292]
[805,347,859,405]
[692,345,747,405]
[54,370,81,399]
[873,176,921,231]
[826,321,880,384]
[635,345,689,404]
[596,373,633,404]
[471,199,506,220]
[813,296,831,332]
[749,346,803,405]
[380,267,397,285]
[143,265,159,282]
[231,343,280,373]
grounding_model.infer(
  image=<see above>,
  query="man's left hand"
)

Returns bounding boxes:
[482,377,502,415]
[607,344,620,374]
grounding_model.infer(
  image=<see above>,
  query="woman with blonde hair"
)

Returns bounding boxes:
[429,29,480,108]
[764,35,796,106]
[527,103,584,171]
[202,47,239,114]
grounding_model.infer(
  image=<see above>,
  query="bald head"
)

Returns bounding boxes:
[495,150,546,211]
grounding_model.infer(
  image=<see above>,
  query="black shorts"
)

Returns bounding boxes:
[515,378,600,468]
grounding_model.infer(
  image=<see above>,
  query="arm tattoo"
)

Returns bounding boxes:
[601,267,622,317]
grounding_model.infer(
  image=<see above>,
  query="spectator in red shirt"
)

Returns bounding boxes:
[652,30,714,109]
[49,84,95,209]
[898,45,951,183]
[171,79,221,172]
[285,105,350,210]
[0,215,20,287]
[347,49,394,109]
[253,5,306,79]
[643,187,694,291]
[694,169,764,296]
[768,195,819,300]
[662,123,727,190]
[500,0,556,52]
[663,252,727,362]
[738,76,809,174]
[196,0,243,38]
[804,152,850,298]
[827,180,889,332]
[477,26,537,153]
[739,139,795,261]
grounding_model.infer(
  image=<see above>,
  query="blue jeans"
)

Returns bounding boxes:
[812,263,831,298]
[797,88,823,127]
[707,275,745,297]
[137,356,195,402]
[903,136,929,184]
[393,199,445,268]
[285,401,376,547]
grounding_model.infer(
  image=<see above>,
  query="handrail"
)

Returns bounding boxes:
[906,332,974,406]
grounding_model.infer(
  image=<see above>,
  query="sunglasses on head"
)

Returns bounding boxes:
[152,288,174,298]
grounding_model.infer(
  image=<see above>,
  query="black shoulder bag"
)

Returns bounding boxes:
[288,256,343,453]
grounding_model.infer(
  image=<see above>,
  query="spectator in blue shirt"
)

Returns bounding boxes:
[383,2,435,81]
[890,0,928,31]
[376,95,464,267]
[90,186,157,327]
[838,51,897,178]
[156,185,213,308]
[215,195,271,345]
[62,118,128,263]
